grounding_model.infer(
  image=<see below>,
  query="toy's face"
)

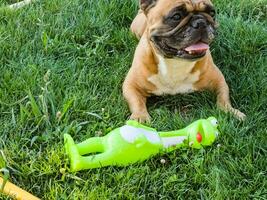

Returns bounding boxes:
[207,116,219,136]
[191,117,219,147]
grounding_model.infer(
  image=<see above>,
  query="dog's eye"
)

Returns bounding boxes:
[171,13,181,21]
[209,9,216,18]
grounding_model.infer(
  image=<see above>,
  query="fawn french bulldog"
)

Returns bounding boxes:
[123,0,245,122]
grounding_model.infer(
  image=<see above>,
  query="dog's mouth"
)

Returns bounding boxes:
[176,42,209,59]
[154,40,209,59]
[184,42,209,55]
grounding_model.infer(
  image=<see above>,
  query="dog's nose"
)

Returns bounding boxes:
[191,16,207,29]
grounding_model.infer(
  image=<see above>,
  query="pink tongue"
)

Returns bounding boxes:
[184,42,209,52]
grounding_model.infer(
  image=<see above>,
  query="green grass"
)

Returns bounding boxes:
[0,0,266,199]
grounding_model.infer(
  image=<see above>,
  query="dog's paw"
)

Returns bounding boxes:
[224,106,246,121]
[130,112,151,123]
[231,108,246,121]
[218,104,246,121]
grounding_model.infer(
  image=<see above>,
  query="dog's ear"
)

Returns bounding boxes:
[140,0,157,13]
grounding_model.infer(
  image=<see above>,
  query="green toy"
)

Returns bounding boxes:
[64,117,219,172]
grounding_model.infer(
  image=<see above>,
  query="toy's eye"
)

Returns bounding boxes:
[211,119,218,127]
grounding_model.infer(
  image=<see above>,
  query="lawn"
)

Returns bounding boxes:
[0,0,266,199]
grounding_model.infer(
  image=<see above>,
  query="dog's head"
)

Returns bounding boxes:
[141,0,217,59]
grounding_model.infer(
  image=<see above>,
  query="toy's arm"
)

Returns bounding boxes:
[126,120,156,131]
[159,129,186,137]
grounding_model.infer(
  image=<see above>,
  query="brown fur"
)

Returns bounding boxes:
[123,0,245,122]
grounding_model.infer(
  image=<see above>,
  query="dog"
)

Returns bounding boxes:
[123,0,245,122]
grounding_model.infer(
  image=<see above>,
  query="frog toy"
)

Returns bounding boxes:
[64,117,219,172]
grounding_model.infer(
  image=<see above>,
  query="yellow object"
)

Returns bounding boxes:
[0,177,40,200]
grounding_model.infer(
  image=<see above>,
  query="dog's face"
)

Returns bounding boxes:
[141,0,217,59]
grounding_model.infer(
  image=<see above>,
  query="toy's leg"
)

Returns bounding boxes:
[76,152,112,171]
[64,134,83,172]
[76,137,104,155]
[64,134,113,171]
[64,134,76,157]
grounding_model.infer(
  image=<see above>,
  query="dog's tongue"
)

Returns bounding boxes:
[184,42,209,53]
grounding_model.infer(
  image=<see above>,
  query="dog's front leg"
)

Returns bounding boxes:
[123,82,150,123]
[211,67,246,120]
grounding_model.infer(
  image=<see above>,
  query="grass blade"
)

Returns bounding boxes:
[28,90,42,118]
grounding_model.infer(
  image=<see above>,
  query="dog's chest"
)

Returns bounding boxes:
[148,56,200,95]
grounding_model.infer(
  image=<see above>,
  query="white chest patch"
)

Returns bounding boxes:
[148,55,200,95]
[120,125,161,144]
[161,136,187,148]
